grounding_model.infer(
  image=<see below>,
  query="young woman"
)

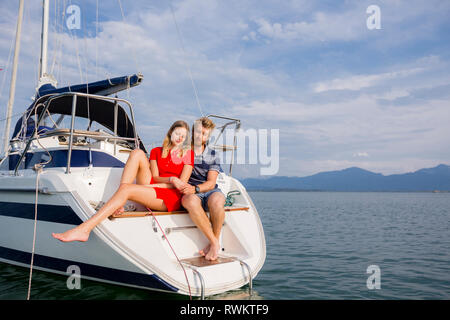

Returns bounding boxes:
[52,120,194,242]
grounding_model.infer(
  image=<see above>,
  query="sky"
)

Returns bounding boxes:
[0,0,449,179]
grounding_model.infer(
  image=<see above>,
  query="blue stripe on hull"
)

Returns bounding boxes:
[0,245,178,293]
[3,149,125,171]
[0,202,83,225]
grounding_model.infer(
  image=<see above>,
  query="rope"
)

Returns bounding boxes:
[26,123,53,300]
[27,164,42,300]
[146,206,192,299]
[45,109,59,129]
[168,2,204,117]
[225,190,241,207]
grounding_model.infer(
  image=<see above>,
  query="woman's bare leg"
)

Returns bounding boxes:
[120,149,152,185]
[52,184,166,242]
[113,148,152,215]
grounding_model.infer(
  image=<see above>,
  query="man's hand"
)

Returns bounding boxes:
[181,184,196,195]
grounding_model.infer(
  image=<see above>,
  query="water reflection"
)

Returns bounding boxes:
[207,287,264,300]
[0,262,261,300]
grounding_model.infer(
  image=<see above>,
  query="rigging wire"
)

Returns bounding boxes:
[0,1,24,151]
[167,2,204,117]
[50,0,64,76]
[95,0,99,80]
[0,15,16,103]
[117,0,140,74]
[0,19,16,152]
[0,111,25,123]
[67,0,84,83]
[23,0,40,92]
[49,0,58,74]
[81,1,91,127]
[60,0,68,87]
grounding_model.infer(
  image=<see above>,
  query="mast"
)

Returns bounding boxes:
[36,0,56,132]
[2,0,25,155]
[37,0,57,92]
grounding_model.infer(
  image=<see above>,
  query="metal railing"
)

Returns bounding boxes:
[14,92,138,175]
[206,114,241,177]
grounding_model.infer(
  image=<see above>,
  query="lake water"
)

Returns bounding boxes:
[0,192,449,300]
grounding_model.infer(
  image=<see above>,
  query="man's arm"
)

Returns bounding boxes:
[181,170,219,194]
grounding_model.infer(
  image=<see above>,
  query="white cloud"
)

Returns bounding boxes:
[249,8,366,43]
[313,67,425,93]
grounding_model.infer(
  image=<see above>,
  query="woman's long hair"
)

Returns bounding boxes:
[162,120,191,158]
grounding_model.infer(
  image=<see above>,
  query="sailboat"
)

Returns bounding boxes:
[0,1,266,298]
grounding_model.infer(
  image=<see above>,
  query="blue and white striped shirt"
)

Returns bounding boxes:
[188,145,223,188]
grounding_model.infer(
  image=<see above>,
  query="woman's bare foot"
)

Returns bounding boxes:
[114,206,125,215]
[52,226,90,242]
[205,240,221,261]
[113,203,135,216]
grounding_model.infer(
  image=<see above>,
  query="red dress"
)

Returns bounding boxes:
[149,147,194,211]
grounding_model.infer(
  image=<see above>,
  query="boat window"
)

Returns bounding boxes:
[39,114,115,137]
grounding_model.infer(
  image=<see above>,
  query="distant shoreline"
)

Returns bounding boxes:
[241,164,450,192]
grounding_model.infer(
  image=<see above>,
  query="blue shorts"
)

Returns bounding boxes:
[195,188,224,212]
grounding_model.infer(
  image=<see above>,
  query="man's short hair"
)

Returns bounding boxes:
[195,117,216,131]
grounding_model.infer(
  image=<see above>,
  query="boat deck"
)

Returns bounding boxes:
[108,206,249,219]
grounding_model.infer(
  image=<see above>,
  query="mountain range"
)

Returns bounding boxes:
[241,164,450,192]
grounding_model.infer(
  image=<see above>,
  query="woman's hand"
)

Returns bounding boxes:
[170,176,189,190]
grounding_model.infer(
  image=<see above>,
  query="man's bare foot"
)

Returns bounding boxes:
[52,226,90,242]
[199,244,210,257]
[205,240,221,261]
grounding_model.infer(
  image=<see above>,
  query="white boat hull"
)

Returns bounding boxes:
[0,166,266,297]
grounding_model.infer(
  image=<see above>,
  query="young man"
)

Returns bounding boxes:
[179,117,226,261]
